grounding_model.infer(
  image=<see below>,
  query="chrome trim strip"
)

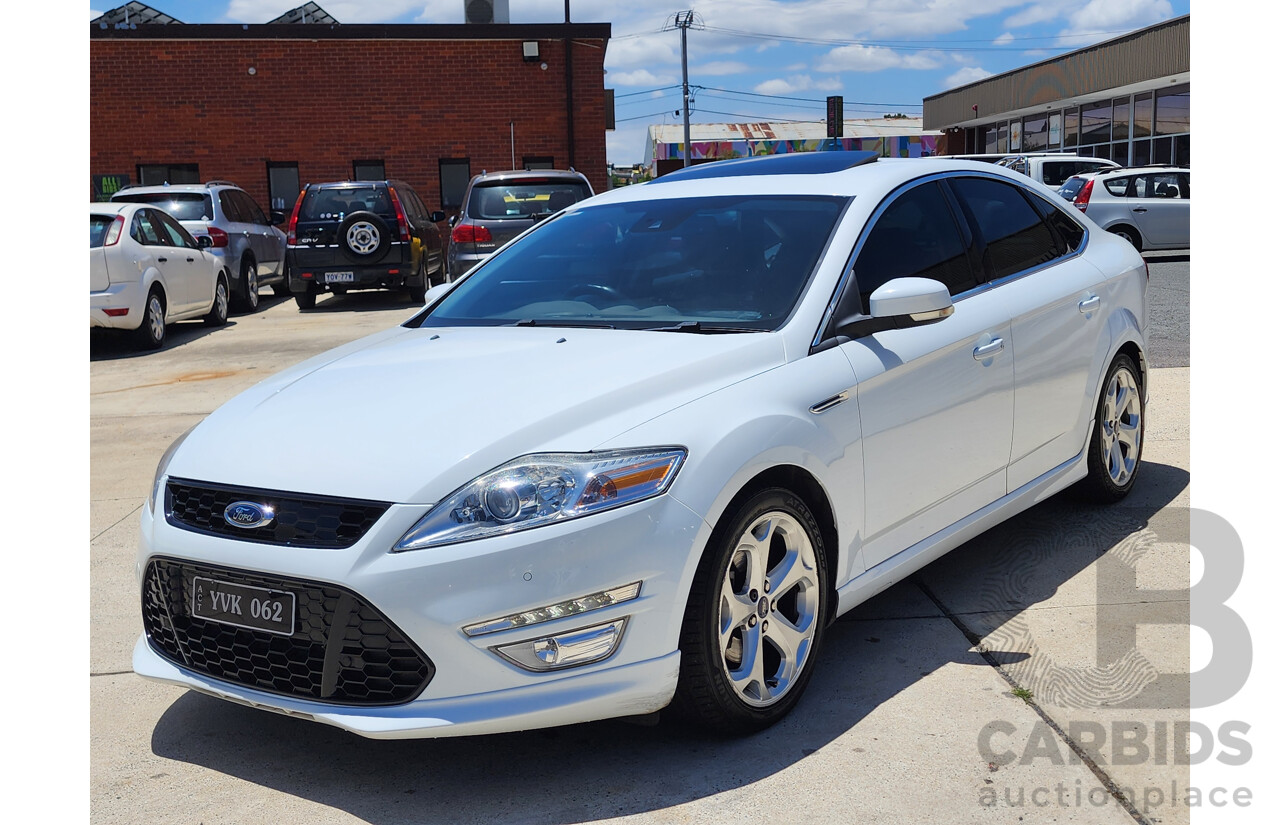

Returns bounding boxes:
[809,392,849,414]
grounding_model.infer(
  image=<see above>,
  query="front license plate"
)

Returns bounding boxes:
[325,271,354,283]
[191,577,296,636]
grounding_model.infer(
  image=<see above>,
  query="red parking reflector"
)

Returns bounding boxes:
[104,308,129,317]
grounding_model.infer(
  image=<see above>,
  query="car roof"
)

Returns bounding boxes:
[585,154,1047,208]
[90,202,130,214]
[1094,165,1189,176]
[470,169,589,184]
[113,181,237,195]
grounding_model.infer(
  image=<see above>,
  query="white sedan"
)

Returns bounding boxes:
[90,202,229,349]
[133,152,1147,737]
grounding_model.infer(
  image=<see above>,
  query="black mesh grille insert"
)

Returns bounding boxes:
[166,478,390,548]
[142,558,434,706]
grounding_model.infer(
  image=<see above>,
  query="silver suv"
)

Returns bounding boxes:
[447,169,594,278]
[1062,165,1190,251]
[111,180,288,312]
[997,154,1120,188]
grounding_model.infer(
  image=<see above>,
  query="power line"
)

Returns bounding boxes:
[698,84,922,108]
[614,84,682,99]
[700,25,1096,52]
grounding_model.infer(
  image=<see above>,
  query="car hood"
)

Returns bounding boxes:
[167,325,786,504]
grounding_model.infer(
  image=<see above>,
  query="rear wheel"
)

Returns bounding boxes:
[1108,225,1143,252]
[295,289,317,310]
[203,274,229,326]
[134,287,166,350]
[672,488,828,734]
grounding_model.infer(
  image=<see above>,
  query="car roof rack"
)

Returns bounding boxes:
[650,150,879,184]
[205,180,239,187]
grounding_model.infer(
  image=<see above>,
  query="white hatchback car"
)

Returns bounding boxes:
[90,202,229,349]
[134,152,1148,738]
[1060,166,1190,251]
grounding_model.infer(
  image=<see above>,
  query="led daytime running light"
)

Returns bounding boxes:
[463,582,642,637]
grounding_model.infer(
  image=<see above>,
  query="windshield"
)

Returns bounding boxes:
[467,180,593,220]
[298,185,393,220]
[420,194,846,331]
[111,193,212,222]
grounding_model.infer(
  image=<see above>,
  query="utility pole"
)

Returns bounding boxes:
[675,10,695,168]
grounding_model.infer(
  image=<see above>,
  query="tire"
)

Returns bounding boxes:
[295,290,317,310]
[338,211,392,263]
[408,260,429,304]
[1079,354,1144,503]
[203,274,229,327]
[671,488,828,734]
[1108,225,1143,252]
[236,257,259,312]
[134,287,166,350]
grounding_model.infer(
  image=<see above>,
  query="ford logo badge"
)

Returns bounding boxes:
[223,501,275,529]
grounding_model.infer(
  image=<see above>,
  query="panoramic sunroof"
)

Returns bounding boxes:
[650,150,879,183]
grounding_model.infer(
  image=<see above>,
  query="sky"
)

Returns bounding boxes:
[89,0,1191,165]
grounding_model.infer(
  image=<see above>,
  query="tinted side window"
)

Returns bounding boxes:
[233,190,267,224]
[853,181,976,307]
[154,210,199,250]
[1104,176,1132,197]
[950,177,1061,280]
[219,191,246,222]
[1027,192,1086,253]
[132,210,167,245]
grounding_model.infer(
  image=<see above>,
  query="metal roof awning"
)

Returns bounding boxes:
[91,2,181,26]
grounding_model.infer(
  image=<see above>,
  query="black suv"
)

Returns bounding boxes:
[285,180,446,309]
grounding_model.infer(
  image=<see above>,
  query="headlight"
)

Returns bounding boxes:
[147,426,196,514]
[394,447,686,551]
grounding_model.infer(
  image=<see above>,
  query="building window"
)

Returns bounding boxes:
[1132,140,1152,167]
[439,158,471,209]
[1080,101,1111,145]
[996,121,1008,153]
[266,162,300,213]
[1174,135,1190,167]
[1022,115,1048,152]
[1112,97,1130,144]
[1063,108,1079,148]
[353,160,385,181]
[1132,93,1153,139]
[1155,84,1190,136]
[138,163,198,185]
[522,156,554,170]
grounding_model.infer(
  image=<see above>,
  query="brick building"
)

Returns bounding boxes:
[89,16,612,214]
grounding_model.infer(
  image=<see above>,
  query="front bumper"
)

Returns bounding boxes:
[134,489,709,738]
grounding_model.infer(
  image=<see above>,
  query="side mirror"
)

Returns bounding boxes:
[270,210,287,225]
[868,277,954,323]
[429,210,447,223]
[196,235,213,249]
[448,214,459,227]
[421,280,456,307]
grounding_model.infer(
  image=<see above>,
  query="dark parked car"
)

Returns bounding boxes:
[285,180,446,309]
[447,169,594,278]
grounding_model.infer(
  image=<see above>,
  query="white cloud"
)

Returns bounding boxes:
[1004,3,1061,29]
[693,61,750,76]
[944,66,994,89]
[752,74,841,95]
[1057,0,1174,47]
[815,44,942,73]
[610,69,678,87]
[993,32,1015,46]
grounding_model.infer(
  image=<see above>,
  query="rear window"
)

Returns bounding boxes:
[1057,178,1087,200]
[466,180,592,220]
[89,214,115,248]
[1042,161,1113,187]
[111,192,212,222]
[298,185,393,221]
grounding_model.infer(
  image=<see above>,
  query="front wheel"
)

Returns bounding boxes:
[237,258,260,312]
[1079,354,1144,502]
[671,489,828,734]
[134,287,166,350]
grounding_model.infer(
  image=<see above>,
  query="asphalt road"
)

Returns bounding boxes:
[89,259,1192,825]
[1142,251,1190,368]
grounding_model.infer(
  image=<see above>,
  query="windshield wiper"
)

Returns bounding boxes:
[509,319,616,329]
[643,321,766,334]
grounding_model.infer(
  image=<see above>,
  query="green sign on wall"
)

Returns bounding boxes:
[92,174,130,201]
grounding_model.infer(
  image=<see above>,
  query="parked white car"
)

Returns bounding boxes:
[90,202,229,349]
[133,152,1148,738]
[998,153,1121,187]
[1061,166,1190,251]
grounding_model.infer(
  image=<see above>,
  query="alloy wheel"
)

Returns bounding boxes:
[1099,366,1142,486]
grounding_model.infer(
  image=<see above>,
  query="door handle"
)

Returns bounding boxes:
[186,257,196,262]
[157,257,168,262]
[972,338,1004,361]
[1132,207,1148,213]
[1079,295,1101,313]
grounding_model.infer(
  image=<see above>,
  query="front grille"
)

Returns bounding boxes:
[142,558,434,706]
[166,478,390,548]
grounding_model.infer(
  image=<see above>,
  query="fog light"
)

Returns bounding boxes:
[463,581,641,637]
[494,619,626,671]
